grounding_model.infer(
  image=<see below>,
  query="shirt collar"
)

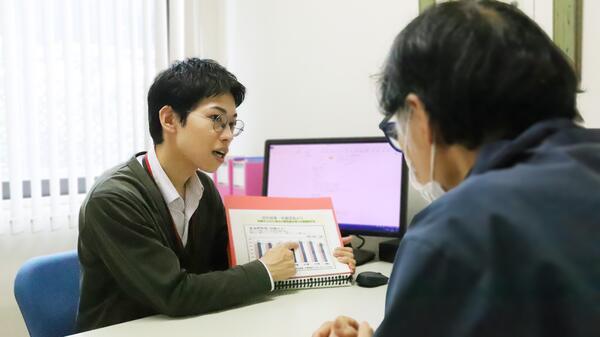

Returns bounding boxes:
[146,146,204,204]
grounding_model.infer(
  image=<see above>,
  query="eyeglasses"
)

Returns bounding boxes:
[203,113,245,137]
[378,113,403,152]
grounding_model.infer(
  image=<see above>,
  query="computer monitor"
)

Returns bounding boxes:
[262,137,408,239]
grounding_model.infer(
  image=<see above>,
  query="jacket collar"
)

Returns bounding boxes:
[126,152,187,256]
[470,118,578,175]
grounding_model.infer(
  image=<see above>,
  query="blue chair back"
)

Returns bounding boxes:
[14,250,80,337]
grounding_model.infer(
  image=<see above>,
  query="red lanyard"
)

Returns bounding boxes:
[143,154,185,249]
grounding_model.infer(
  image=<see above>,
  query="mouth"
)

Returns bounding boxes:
[212,150,227,160]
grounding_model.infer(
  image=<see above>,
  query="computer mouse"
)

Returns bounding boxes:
[355,271,389,288]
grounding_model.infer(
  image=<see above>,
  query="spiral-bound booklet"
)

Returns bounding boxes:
[224,196,353,290]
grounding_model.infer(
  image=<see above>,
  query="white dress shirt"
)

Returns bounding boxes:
[138,147,203,247]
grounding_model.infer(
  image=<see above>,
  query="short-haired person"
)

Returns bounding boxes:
[314,1,600,336]
[76,58,355,332]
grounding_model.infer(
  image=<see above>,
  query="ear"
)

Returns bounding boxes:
[159,105,179,136]
[405,93,433,146]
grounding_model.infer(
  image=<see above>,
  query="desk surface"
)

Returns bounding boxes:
[71,261,392,337]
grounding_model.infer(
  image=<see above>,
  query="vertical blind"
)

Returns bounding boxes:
[0,0,168,234]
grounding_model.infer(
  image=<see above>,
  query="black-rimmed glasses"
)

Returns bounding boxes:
[378,113,402,152]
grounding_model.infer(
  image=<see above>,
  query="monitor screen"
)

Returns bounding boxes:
[263,137,407,237]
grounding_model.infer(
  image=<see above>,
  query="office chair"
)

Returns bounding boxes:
[14,250,80,337]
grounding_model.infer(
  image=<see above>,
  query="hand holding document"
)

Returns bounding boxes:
[225,196,353,290]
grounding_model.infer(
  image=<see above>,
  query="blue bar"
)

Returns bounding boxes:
[299,241,308,263]
[309,241,318,262]
[319,242,328,263]
[257,242,263,258]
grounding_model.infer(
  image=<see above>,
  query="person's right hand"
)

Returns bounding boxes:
[260,241,299,281]
[312,316,373,337]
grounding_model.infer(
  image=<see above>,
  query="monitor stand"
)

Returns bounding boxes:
[352,248,375,266]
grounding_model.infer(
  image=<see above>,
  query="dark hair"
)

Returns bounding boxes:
[147,58,246,144]
[379,0,581,149]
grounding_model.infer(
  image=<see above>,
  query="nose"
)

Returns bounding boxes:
[219,124,234,142]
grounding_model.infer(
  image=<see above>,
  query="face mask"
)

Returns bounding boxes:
[402,115,446,203]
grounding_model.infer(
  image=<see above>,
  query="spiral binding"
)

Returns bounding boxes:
[275,274,352,290]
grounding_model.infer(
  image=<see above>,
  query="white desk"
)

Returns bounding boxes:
[70,261,393,337]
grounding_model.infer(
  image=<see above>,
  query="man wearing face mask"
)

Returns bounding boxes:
[314,1,600,337]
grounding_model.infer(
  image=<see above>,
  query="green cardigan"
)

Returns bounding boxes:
[76,154,271,332]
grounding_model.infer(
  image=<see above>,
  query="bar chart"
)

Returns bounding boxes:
[245,225,335,272]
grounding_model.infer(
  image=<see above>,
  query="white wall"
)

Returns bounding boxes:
[169,0,228,63]
[224,0,419,157]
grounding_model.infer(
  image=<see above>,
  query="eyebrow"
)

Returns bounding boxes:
[209,106,238,118]
[210,106,227,114]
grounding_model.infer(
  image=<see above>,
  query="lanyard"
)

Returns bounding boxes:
[143,154,185,250]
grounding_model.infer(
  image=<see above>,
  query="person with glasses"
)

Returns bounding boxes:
[76,58,356,332]
[314,1,600,337]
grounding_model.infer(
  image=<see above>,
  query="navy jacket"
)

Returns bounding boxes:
[375,119,600,337]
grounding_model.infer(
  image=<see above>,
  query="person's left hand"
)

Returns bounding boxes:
[312,316,373,337]
[333,236,356,274]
